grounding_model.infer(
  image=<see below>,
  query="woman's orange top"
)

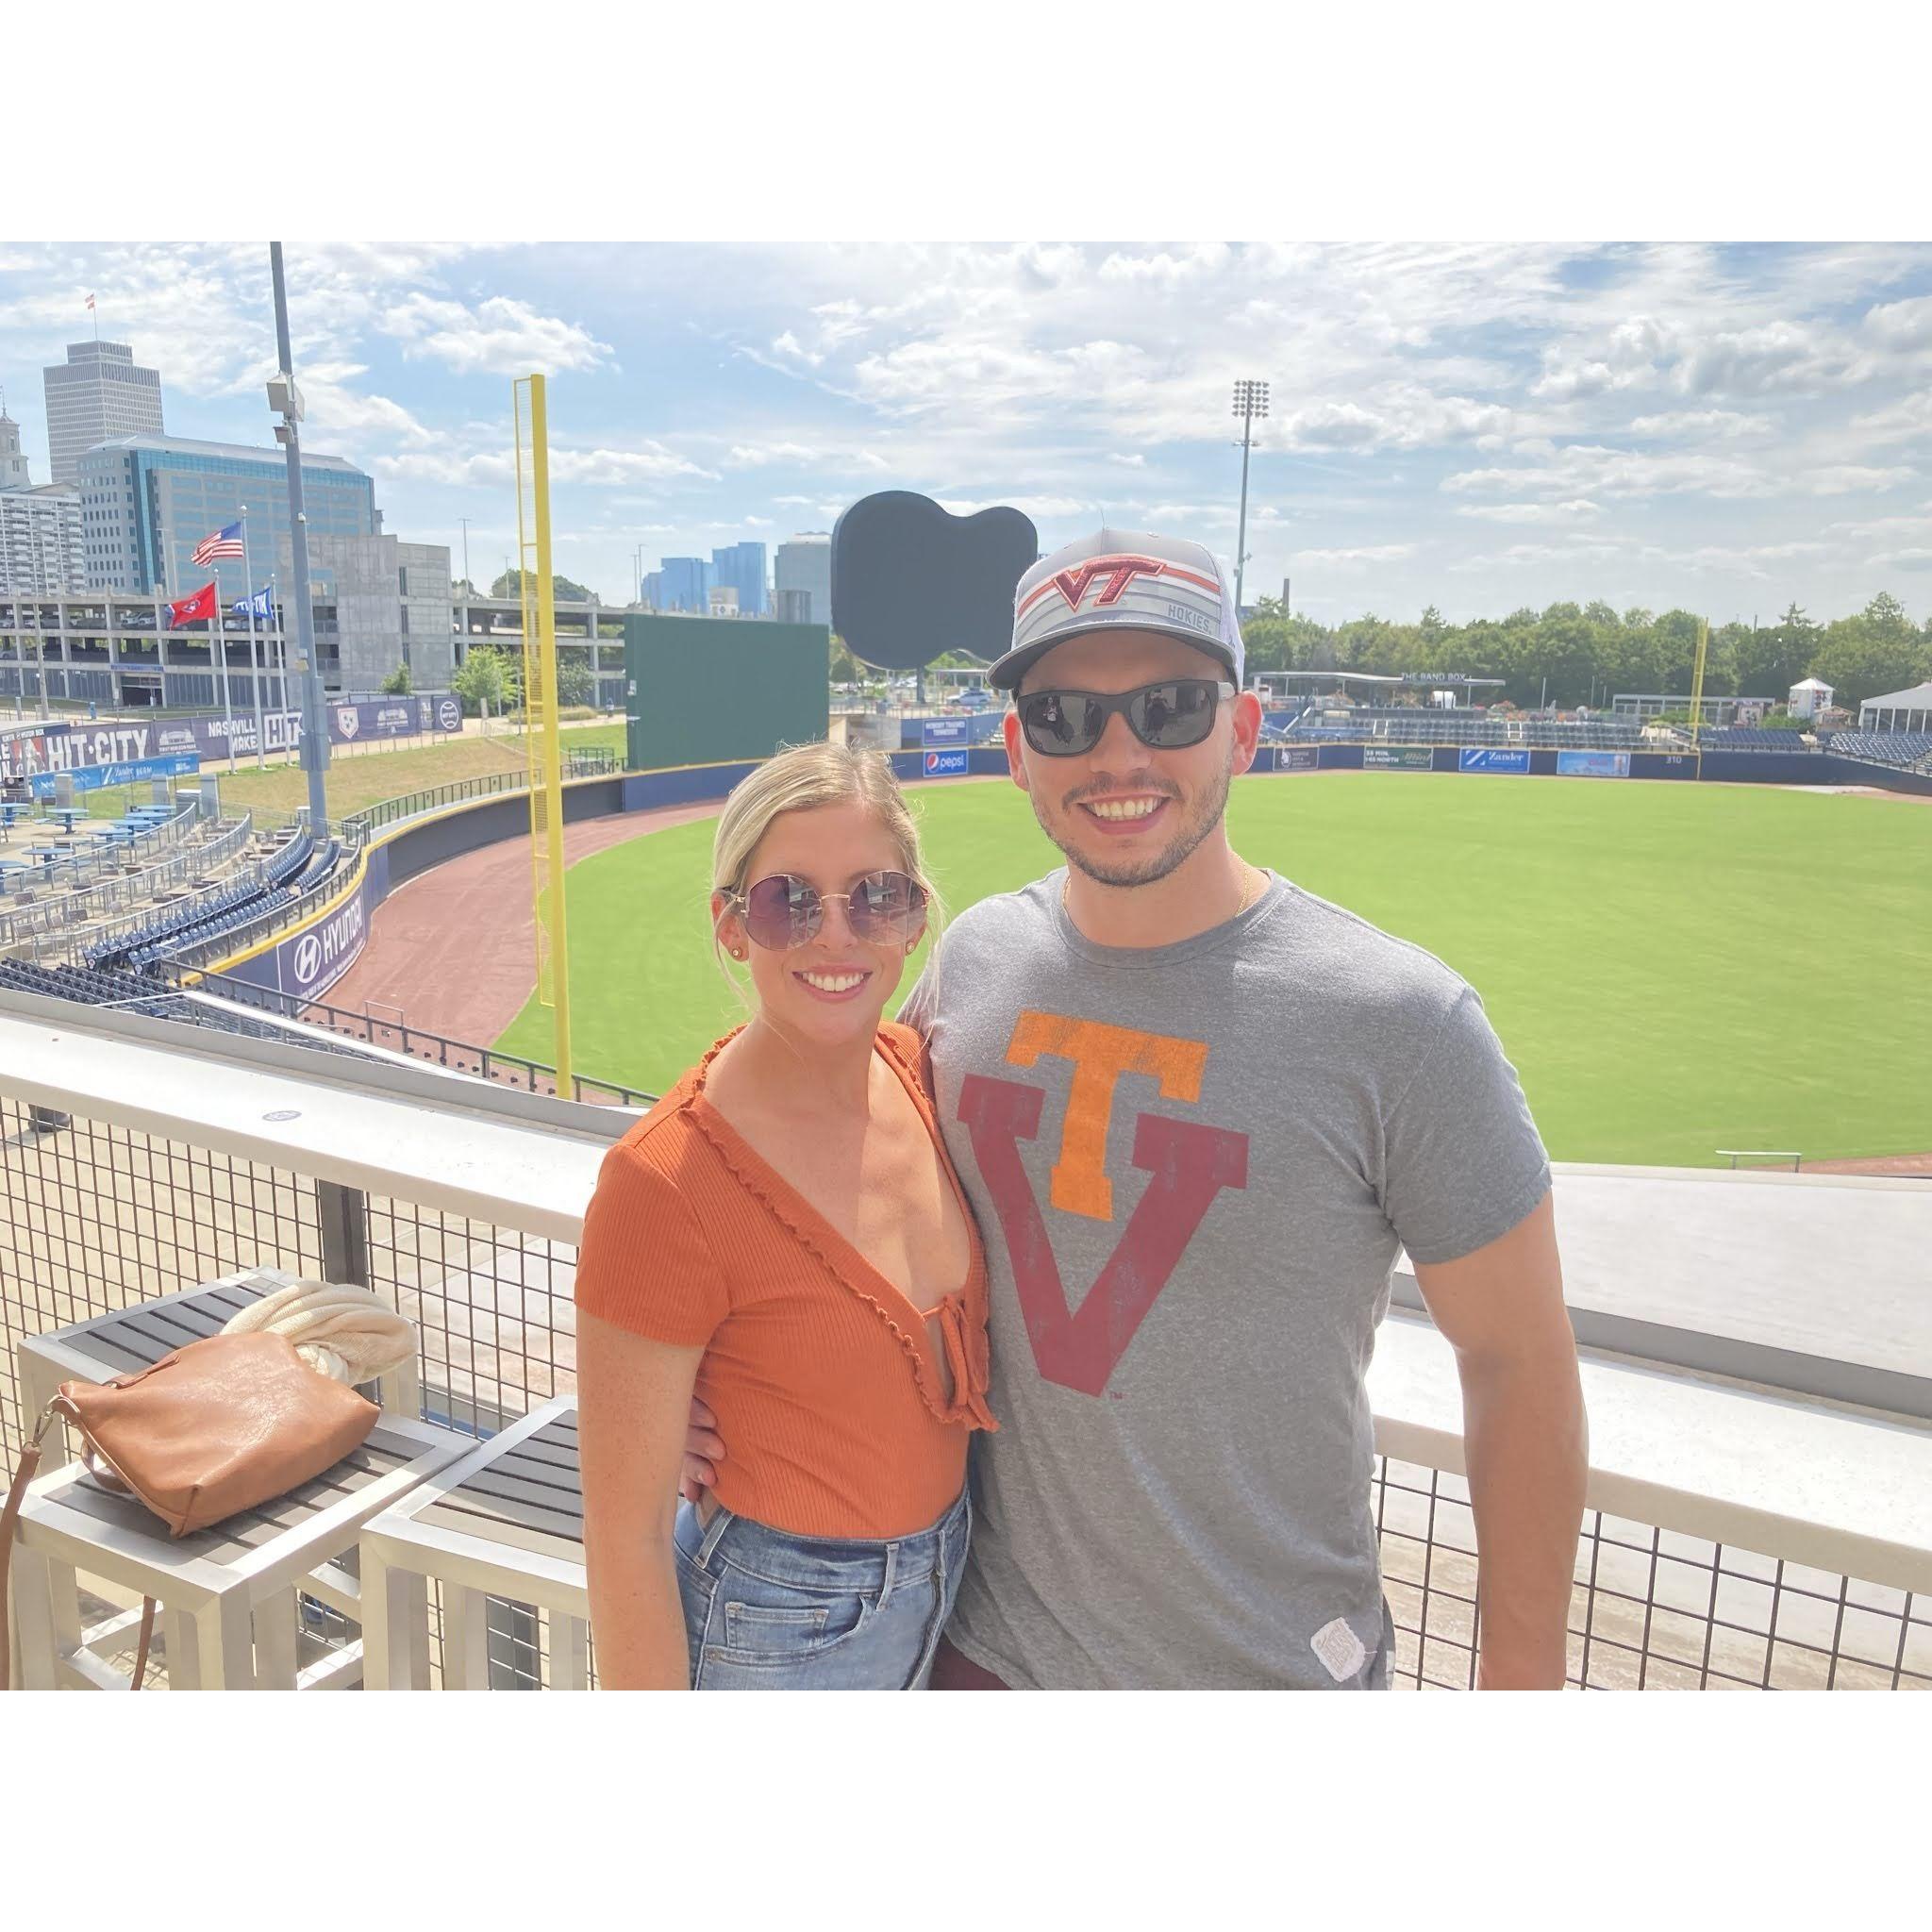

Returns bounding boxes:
[573,1022,996,1540]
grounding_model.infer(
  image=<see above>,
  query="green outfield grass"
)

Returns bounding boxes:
[495,772,1932,1167]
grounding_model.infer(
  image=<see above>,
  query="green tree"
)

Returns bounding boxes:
[451,643,521,717]
[491,567,598,603]
[378,662,413,696]
[829,635,863,682]
[1810,600,1932,711]
[555,656,594,708]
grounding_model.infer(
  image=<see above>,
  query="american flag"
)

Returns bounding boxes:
[192,522,245,566]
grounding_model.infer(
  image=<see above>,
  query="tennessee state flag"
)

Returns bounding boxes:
[168,581,218,628]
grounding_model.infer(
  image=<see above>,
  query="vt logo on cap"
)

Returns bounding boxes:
[1034,554,1199,614]
[991,526,1246,692]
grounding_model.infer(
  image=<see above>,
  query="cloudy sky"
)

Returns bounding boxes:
[2,240,1928,625]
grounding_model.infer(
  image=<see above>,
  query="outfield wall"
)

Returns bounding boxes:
[201,739,1929,1008]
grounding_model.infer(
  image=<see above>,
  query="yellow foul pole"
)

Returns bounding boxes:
[1688,616,1710,748]
[512,373,573,1090]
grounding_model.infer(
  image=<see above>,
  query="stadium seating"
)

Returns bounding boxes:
[1821,732,1932,770]
[1694,728,1822,751]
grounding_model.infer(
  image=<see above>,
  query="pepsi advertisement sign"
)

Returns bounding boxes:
[923,748,969,777]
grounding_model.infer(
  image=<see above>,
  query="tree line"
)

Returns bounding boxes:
[1236,592,1932,713]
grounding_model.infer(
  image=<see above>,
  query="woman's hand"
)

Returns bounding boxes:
[679,1394,726,1503]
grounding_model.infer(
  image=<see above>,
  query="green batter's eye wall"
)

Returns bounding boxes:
[623,613,831,772]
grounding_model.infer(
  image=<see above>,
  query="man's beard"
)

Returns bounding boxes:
[1029,754,1234,890]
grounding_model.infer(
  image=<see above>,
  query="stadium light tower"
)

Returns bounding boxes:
[1231,379,1269,616]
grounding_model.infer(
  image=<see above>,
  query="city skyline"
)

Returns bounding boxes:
[0,242,1928,626]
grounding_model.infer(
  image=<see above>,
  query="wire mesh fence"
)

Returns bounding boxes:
[3,1092,1925,1692]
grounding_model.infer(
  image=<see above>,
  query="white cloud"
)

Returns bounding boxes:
[1289,543,1419,565]
[379,293,610,376]
[1108,453,1146,467]
[1626,408,1775,441]
[1456,499,1604,525]
[727,441,820,466]
[374,441,714,489]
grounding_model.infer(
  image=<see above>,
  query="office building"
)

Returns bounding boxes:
[42,341,165,487]
[710,540,769,617]
[309,535,455,692]
[75,434,378,597]
[650,556,714,615]
[0,408,84,596]
[774,533,831,628]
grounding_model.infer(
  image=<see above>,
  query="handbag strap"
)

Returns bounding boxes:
[3,1405,157,1693]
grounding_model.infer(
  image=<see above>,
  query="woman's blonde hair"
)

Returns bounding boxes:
[711,741,943,978]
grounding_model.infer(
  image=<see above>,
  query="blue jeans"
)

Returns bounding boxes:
[673,1487,971,1690]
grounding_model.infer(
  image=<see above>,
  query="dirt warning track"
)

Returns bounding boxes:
[326,803,718,1045]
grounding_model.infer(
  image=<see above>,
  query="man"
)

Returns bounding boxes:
[691,528,1588,1690]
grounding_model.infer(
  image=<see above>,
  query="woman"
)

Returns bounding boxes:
[575,741,995,1690]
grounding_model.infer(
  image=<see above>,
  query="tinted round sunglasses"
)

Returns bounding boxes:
[725,870,929,951]
[1017,677,1237,758]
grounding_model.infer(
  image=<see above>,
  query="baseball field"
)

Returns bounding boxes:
[493,772,1932,1168]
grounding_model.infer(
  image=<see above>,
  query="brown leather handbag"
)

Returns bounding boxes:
[1,1331,379,1690]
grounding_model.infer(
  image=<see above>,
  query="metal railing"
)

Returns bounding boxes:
[6,814,258,955]
[0,1009,1924,1692]
[341,767,532,843]
[179,965,655,1108]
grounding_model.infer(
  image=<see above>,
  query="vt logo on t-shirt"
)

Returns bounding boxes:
[958,1012,1250,1396]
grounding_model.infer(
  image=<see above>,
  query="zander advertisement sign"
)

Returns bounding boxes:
[1458,747,1531,774]
[1364,745,1433,771]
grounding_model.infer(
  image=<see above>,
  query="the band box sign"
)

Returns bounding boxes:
[923,748,970,777]
[1458,747,1532,774]
[1270,745,1320,772]
[1556,750,1632,778]
[1364,745,1434,772]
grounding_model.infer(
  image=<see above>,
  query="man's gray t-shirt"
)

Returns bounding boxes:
[902,871,1550,1690]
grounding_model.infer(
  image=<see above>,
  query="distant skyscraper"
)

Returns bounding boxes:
[42,341,165,486]
[711,540,769,617]
[774,533,831,628]
[0,407,83,594]
[0,406,30,491]
[653,556,714,614]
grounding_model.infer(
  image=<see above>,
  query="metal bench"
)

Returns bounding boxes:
[8,1412,467,1689]
[10,1266,430,1690]
[359,1395,588,1690]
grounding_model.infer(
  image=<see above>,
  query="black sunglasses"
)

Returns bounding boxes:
[1016,678,1237,758]
[727,870,928,951]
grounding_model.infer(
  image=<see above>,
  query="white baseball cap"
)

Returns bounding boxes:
[989,527,1245,691]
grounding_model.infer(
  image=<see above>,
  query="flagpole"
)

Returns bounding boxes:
[212,558,236,773]
[241,509,267,770]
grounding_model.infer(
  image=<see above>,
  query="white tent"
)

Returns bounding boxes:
[1858,680,1932,734]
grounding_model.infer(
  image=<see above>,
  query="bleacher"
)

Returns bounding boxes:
[81,827,316,974]
[1821,731,1932,770]
[1693,728,1821,751]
